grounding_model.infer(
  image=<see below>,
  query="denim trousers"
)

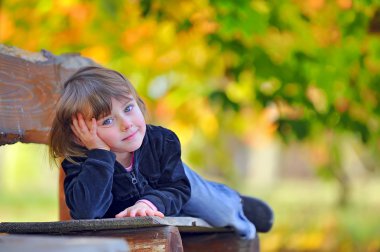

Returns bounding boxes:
[179,164,256,239]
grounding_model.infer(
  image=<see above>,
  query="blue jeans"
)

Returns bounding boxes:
[179,164,256,239]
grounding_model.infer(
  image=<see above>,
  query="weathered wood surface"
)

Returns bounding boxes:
[0,234,130,252]
[75,226,183,252]
[0,217,222,252]
[0,217,258,252]
[0,44,96,145]
[182,233,259,252]
[0,216,230,235]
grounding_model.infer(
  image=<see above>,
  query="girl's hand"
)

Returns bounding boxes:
[115,202,165,218]
[71,113,110,151]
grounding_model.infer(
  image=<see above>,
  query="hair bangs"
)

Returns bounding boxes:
[87,85,131,120]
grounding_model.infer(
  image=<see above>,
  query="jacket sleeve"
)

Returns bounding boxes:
[62,149,116,219]
[140,130,191,215]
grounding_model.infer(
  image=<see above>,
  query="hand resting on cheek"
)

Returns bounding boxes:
[71,113,110,151]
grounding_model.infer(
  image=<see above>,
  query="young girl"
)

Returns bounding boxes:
[49,66,273,240]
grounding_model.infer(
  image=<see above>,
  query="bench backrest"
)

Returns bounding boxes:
[0,44,96,220]
[0,44,95,145]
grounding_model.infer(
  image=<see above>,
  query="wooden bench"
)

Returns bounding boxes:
[0,44,259,252]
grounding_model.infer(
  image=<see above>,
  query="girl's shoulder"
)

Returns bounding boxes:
[146,124,179,139]
[145,124,181,146]
[62,156,85,165]
[143,125,182,157]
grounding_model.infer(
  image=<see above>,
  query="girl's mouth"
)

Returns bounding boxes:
[123,130,137,141]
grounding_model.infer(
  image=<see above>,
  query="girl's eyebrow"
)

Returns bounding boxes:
[122,97,134,106]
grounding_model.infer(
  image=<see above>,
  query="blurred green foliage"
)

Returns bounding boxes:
[0,143,59,221]
[2,1,380,184]
[250,179,380,251]
[1,0,379,165]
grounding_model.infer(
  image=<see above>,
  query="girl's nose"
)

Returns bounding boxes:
[120,116,132,131]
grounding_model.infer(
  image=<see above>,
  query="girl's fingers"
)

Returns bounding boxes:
[77,115,88,132]
[72,115,83,132]
[71,122,83,140]
[70,125,81,141]
[73,114,94,136]
[115,208,164,218]
[135,209,147,217]
[71,117,79,131]
[70,124,78,136]
[146,209,163,217]
[145,209,154,216]
[129,208,138,217]
[89,118,97,134]
[74,114,82,128]
[77,113,84,121]
[115,209,129,218]
[71,117,85,138]
[71,114,106,150]
[154,211,164,218]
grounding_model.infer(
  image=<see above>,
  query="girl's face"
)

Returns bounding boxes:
[95,97,146,155]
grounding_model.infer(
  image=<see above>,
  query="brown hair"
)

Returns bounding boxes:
[49,66,146,163]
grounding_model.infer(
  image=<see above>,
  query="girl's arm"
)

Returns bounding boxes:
[63,149,115,219]
[138,129,191,216]
[63,114,114,219]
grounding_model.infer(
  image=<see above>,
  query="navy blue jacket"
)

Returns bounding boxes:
[62,125,191,219]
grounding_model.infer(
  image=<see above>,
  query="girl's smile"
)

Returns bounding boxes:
[123,130,138,141]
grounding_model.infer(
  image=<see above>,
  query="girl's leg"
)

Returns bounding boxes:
[180,164,256,239]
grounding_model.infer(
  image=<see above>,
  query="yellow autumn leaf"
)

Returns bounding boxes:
[55,0,79,9]
[167,120,194,146]
[157,21,176,46]
[156,49,182,70]
[0,10,14,42]
[122,21,156,50]
[199,107,219,139]
[186,42,209,68]
[134,43,156,66]
[81,45,110,65]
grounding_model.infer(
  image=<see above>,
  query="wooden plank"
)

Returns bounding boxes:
[72,226,183,252]
[0,220,185,252]
[181,232,259,252]
[0,216,232,235]
[0,44,96,145]
[0,217,233,252]
[0,219,259,252]
[0,218,253,252]
[0,234,129,252]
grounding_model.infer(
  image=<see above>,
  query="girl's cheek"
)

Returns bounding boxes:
[97,130,109,141]
[96,129,104,138]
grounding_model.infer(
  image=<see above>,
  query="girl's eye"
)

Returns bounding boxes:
[124,104,134,112]
[102,118,114,126]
